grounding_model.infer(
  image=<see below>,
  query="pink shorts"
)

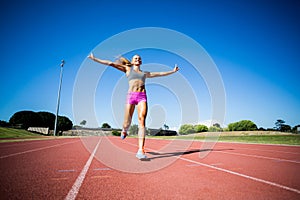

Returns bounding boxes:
[126,92,147,105]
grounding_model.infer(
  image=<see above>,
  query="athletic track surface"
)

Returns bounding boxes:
[0,136,299,200]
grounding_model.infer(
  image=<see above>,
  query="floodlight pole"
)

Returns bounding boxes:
[54,60,65,136]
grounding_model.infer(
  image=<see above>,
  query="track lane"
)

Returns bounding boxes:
[0,139,79,158]
[0,138,94,199]
[76,136,300,199]
[143,138,300,192]
[1,136,299,199]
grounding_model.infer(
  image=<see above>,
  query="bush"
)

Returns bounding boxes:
[227,120,258,131]
[258,127,266,131]
[112,130,121,136]
[208,126,222,132]
[0,120,10,127]
[179,124,195,135]
[280,124,291,132]
[194,124,208,132]
[292,125,300,134]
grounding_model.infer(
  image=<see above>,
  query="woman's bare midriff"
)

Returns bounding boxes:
[128,79,146,92]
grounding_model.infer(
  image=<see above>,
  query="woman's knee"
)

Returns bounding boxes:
[138,116,146,127]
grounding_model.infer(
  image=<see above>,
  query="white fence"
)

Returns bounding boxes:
[27,127,49,135]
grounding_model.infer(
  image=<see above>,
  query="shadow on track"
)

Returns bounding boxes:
[147,148,234,160]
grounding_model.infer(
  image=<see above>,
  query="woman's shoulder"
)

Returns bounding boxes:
[125,66,132,71]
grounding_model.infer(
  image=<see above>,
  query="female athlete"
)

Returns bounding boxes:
[88,53,179,159]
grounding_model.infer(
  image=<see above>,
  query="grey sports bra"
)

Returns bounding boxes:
[127,67,146,82]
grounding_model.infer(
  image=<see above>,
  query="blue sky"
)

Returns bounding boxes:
[0,0,299,129]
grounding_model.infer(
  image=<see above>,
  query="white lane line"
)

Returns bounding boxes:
[93,168,111,171]
[146,137,300,146]
[0,140,54,148]
[215,151,300,164]
[116,138,300,194]
[147,138,300,162]
[216,145,300,155]
[146,138,300,154]
[127,139,299,163]
[0,140,79,159]
[65,139,101,200]
[58,169,76,173]
[217,141,300,148]
[180,157,300,195]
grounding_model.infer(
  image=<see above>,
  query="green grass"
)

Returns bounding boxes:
[148,134,300,145]
[0,127,52,143]
[0,127,79,143]
[0,127,40,138]
[2,127,299,145]
[218,135,300,145]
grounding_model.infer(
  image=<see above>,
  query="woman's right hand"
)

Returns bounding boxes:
[173,64,179,72]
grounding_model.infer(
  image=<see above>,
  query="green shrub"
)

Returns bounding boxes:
[194,124,208,132]
[179,124,195,135]
[0,120,10,127]
[112,130,121,136]
[208,126,222,132]
[227,120,257,131]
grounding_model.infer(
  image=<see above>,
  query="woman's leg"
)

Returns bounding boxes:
[137,101,148,152]
[122,103,135,137]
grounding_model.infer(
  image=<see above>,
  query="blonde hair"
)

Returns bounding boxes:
[115,56,132,66]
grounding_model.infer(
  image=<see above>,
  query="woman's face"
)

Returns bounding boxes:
[132,55,142,66]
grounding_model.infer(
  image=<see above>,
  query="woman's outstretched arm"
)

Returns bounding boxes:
[146,64,179,78]
[88,53,128,73]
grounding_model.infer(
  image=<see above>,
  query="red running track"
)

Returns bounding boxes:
[0,136,299,199]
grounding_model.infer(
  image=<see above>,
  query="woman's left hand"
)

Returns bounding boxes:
[88,53,95,60]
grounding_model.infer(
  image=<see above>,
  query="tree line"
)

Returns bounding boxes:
[179,119,300,135]
[1,112,299,136]
[0,110,73,134]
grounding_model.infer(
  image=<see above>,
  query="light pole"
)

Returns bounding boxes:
[54,60,65,136]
